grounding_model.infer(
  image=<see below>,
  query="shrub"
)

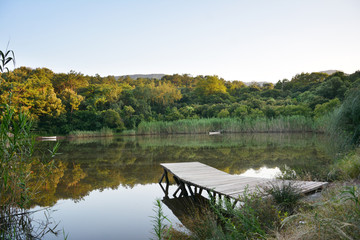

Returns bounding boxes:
[101,109,124,131]
[264,181,303,214]
[333,150,360,180]
[217,109,230,118]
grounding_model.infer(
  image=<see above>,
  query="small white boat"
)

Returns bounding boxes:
[39,136,57,141]
[209,131,221,135]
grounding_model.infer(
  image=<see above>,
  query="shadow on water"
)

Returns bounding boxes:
[162,194,211,232]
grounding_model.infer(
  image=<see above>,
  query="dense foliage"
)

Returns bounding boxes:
[1,67,359,134]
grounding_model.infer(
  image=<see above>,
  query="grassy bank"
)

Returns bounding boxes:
[153,177,360,240]
[137,116,319,135]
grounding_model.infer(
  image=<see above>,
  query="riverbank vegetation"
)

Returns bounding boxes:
[137,116,318,135]
[1,67,359,135]
[154,181,360,240]
[68,127,114,138]
[1,49,61,239]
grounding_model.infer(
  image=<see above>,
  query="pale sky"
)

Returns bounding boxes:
[1,0,359,82]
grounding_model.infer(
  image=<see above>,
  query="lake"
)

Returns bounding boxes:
[31,133,333,239]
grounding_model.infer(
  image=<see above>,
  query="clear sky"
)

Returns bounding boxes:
[1,0,359,82]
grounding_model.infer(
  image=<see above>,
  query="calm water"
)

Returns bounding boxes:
[31,133,333,239]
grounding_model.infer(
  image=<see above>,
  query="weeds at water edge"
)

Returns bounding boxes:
[150,199,172,240]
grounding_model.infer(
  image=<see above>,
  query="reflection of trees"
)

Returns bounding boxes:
[32,134,332,207]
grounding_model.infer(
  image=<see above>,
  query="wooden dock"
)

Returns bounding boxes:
[159,162,328,203]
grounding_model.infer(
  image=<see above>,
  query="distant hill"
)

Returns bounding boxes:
[115,74,165,80]
[242,81,269,87]
[319,70,340,75]
[114,70,344,83]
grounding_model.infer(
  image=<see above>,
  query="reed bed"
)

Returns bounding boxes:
[68,127,114,138]
[136,116,318,135]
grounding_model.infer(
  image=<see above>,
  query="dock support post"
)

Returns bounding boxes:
[232,200,238,208]
[207,190,216,204]
[187,184,194,196]
[173,176,188,197]
[159,168,170,196]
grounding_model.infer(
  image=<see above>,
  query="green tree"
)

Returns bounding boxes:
[150,82,182,106]
[0,68,64,119]
[179,106,195,118]
[227,80,246,96]
[279,104,312,117]
[165,107,184,121]
[59,88,84,113]
[262,83,274,90]
[217,109,230,118]
[249,109,265,118]
[232,105,248,119]
[101,109,124,130]
[195,75,227,96]
[314,98,341,118]
[316,76,347,100]
[51,71,88,93]
[122,105,136,129]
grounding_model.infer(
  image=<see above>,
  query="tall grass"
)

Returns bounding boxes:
[165,187,290,239]
[330,88,360,146]
[0,104,59,239]
[330,149,360,180]
[155,184,360,240]
[68,127,114,138]
[279,184,360,240]
[137,116,317,135]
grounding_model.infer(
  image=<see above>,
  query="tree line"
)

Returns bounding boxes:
[0,67,359,134]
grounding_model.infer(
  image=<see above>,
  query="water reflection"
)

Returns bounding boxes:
[27,133,335,239]
[32,184,181,240]
[32,133,333,207]
[239,167,282,178]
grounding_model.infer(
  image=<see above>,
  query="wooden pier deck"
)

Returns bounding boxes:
[159,162,328,201]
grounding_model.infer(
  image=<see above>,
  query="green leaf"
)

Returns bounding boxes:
[4,57,13,65]
[4,50,11,57]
